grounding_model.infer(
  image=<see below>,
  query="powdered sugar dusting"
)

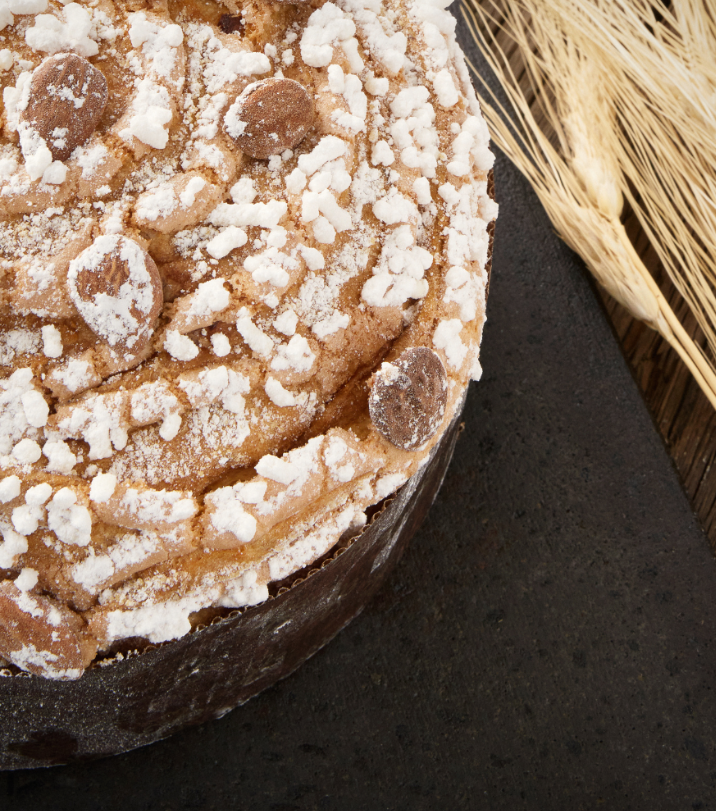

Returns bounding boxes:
[0,0,495,674]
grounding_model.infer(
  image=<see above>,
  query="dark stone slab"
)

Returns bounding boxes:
[3,13,716,811]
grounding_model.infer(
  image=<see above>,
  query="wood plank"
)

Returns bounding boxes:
[597,251,716,547]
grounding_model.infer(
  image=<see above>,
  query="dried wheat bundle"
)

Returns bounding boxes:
[461,0,716,408]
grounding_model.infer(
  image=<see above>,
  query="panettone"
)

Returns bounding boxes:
[0,0,496,680]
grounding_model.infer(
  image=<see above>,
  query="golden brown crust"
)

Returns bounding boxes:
[0,580,97,679]
[0,0,496,677]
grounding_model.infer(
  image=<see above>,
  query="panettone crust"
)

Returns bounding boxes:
[0,0,496,678]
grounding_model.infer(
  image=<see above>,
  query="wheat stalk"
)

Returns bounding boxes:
[461,0,716,409]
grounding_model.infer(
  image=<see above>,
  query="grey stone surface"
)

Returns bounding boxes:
[3,15,716,811]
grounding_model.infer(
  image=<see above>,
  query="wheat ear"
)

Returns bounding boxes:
[461,0,716,408]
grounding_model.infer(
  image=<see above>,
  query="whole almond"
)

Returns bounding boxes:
[21,53,108,162]
[369,347,449,451]
[225,78,314,159]
[67,235,163,356]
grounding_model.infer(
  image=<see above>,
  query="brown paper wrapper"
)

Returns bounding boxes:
[0,394,466,770]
